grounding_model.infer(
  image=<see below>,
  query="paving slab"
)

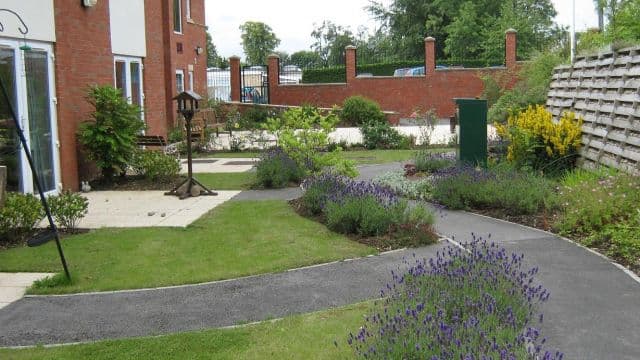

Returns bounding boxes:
[0,273,55,310]
[181,158,257,174]
[78,191,240,228]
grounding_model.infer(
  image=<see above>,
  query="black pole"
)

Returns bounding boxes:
[185,112,193,186]
[0,75,71,280]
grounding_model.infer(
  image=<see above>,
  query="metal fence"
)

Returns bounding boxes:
[207,67,231,102]
[241,65,269,104]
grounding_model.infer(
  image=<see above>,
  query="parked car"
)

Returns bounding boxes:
[393,68,411,77]
[406,67,425,76]
[282,65,302,73]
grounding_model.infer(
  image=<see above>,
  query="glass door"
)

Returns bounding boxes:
[114,56,144,121]
[0,39,60,195]
[0,46,21,192]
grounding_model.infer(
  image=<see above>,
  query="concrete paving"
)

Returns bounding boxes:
[78,191,240,228]
[0,273,55,310]
[180,157,257,174]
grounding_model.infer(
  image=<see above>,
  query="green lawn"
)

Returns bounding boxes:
[197,172,257,190]
[341,149,450,165]
[0,302,372,359]
[0,201,374,294]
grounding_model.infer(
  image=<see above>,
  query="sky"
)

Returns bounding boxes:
[205,0,599,60]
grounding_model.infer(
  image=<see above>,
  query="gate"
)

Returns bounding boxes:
[240,65,269,104]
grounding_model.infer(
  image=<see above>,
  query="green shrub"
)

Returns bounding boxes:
[131,150,181,181]
[414,151,455,173]
[360,121,408,150]
[239,106,273,130]
[48,190,88,232]
[167,126,184,144]
[263,106,357,177]
[431,165,557,215]
[340,96,386,126]
[255,147,304,189]
[555,171,640,235]
[301,66,346,83]
[486,52,564,124]
[78,86,145,180]
[585,212,640,271]
[0,193,44,244]
[326,196,405,237]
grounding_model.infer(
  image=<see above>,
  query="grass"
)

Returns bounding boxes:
[0,201,374,294]
[0,302,373,359]
[197,172,257,190]
[341,149,449,165]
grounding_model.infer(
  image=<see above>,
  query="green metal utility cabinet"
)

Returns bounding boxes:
[454,98,488,167]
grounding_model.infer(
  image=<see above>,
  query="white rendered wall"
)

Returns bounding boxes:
[0,1,55,42]
[109,0,146,57]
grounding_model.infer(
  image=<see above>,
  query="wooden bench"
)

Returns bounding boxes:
[136,135,180,158]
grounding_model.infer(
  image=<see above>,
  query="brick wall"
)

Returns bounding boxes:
[256,31,520,122]
[143,0,169,136]
[53,0,114,190]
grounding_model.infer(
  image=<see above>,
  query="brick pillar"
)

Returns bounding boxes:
[424,37,436,74]
[345,45,356,82]
[268,54,280,103]
[505,29,517,70]
[229,56,241,102]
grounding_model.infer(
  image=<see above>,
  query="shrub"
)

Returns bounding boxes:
[414,151,455,173]
[360,121,409,150]
[0,193,44,245]
[131,150,181,181]
[340,96,386,126]
[373,171,431,200]
[430,164,557,215]
[78,86,145,180]
[555,171,640,235]
[301,66,346,83]
[263,106,357,177]
[486,52,564,124]
[48,191,88,232]
[167,126,184,144]
[585,211,640,272]
[239,106,273,130]
[255,147,304,188]
[495,105,583,174]
[347,239,559,359]
[301,173,436,247]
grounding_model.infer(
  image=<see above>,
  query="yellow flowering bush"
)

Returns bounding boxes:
[495,105,583,173]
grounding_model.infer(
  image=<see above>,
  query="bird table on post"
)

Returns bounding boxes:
[165,91,218,199]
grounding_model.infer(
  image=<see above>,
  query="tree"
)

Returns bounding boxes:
[289,51,322,68]
[206,32,227,68]
[444,2,483,60]
[311,21,355,66]
[368,0,560,61]
[239,21,280,64]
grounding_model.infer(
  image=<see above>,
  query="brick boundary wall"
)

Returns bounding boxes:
[230,30,519,123]
[547,46,640,175]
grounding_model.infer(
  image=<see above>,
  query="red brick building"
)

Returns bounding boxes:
[0,0,206,193]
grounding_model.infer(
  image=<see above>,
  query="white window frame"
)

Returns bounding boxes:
[174,0,183,34]
[188,70,194,91]
[186,0,192,21]
[176,69,185,94]
[113,55,145,122]
[0,39,61,195]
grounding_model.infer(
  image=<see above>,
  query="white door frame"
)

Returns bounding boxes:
[0,38,60,195]
[113,55,145,122]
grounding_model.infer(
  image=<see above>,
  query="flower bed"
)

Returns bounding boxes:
[298,173,438,249]
[348,239,561,359]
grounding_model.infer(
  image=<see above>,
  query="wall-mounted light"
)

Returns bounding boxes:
[82,0,98,7]
[195,46,204,56]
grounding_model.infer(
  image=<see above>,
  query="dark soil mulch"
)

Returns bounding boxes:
[89,175,184,191]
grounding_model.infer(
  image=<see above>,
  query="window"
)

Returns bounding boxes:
[176,70,184,93]
[173,0,182,33]
[188,71,194,91]
[114,56,144,119]
[186,0,191,20]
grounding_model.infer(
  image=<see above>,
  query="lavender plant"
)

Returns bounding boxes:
[347,238,561,359]
[256,147,304,188]
[414,151,456,173]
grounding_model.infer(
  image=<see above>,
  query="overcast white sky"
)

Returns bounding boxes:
[205,0,598,59]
